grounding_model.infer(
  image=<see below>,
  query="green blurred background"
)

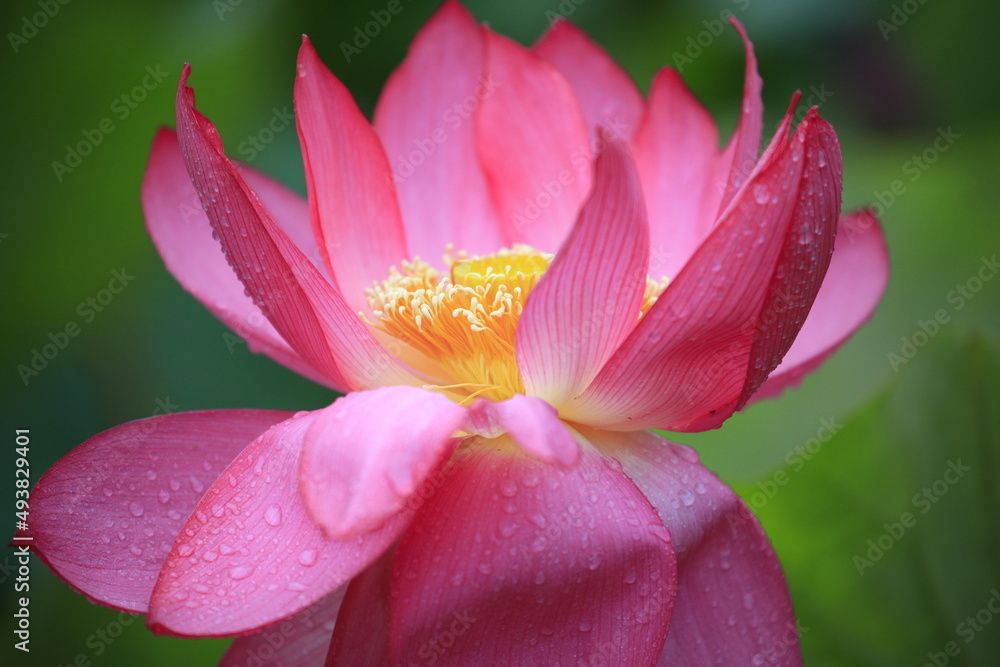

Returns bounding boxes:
[2,0,998,664]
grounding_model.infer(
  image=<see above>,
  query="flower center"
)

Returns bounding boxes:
[365,245,667,403]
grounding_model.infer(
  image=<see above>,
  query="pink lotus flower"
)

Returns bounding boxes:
[25,2,888,664]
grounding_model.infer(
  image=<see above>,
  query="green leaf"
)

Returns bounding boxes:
[741,331,1000,666]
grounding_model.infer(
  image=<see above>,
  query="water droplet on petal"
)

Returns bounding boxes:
[499,479,518,498]
[298,549,318,567]
[264,504,283,527]
[752,183,770,205]
[128,502,144,517]
[228,565,254,580]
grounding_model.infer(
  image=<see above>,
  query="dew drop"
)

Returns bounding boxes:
[298,549,318,567]
[128,502,144,517]
[129,545,143,557]
[228,565,254,580]
[177,544,195,557]
[752,183,770,205]
[264,504,283,527]
[499,479,518,498]
[679,489,696,507]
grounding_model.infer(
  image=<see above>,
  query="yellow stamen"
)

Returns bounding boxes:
[365,245,668,402]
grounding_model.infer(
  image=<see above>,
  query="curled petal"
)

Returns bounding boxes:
[147,411,413,637]
[25,410,289,613]
[299,387,467,539]
[565,107,842,432]
[464,394,580,467]
[753,209,890,401]
[143,130,339,389]
[710,18,764,217]
[176,65,415,391]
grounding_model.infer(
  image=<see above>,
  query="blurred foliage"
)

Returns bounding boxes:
[740,333,1000,665]
[2,0,998,664]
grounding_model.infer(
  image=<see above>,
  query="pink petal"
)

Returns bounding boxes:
[533,19,644,141]
[387,438,677,664]
[564,107,842,431]
[25,410,289,613]
[325,549,394,665]
[631,68,720,280]
[476,27,592,252]
[373,0,504,263]
[295,37,410,314]
[517,131,649,406]
[752,208,889,401]
[710,18,764,217]
[464,395,580,466]
[219,587,346,667]
[142,129,340,390]
[176,65,415,391]
[147,410,414,637]
[588,428,800,666]
[298,387,466,539]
